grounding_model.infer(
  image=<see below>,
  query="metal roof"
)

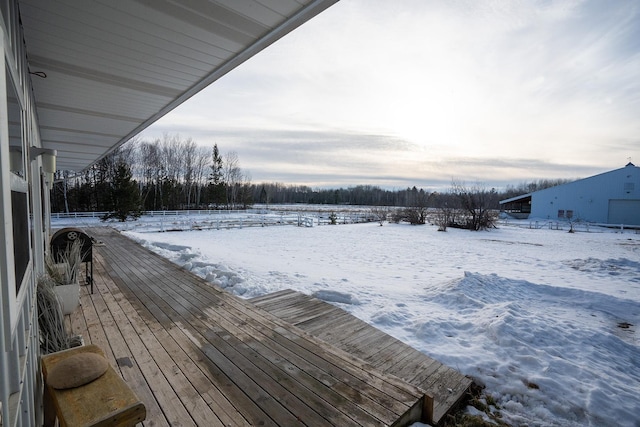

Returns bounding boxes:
[20,0,338,171]
[499,193,532,205]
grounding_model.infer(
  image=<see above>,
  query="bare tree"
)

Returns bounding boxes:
[223,151,242,209]
[192,146,210,207]
[391,188,431,225]
[182,138,197,207]
[239,170,253,208]
[137,140,164,209]
[450,181,498,231]
[430,191,457,231]
[370,206,391,226]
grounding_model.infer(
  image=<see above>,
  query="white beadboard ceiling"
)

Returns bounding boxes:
[19,0,338,171]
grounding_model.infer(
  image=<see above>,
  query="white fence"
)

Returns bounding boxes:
[51,209,249,219]
[501,218,640,233]
[51,209,376,232]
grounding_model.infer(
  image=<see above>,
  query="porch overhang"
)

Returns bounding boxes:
[19,0,338,172]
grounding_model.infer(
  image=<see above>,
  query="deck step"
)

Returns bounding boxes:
[250,290,473,425]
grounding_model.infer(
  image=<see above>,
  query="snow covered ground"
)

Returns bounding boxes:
[56,214,640,426]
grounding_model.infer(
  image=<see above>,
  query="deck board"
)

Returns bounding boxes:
[78,267,171,426]
[250,290,474,424]
[69,228,429,426]
[108,248,409,421]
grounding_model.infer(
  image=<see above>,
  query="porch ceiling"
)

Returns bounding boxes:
[19,0,337,172]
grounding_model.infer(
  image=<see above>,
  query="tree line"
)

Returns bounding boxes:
[51,134,252,214]
[50,134,574,225]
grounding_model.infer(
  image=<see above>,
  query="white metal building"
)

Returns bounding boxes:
[0,1,337,425]
[500,163,640,225]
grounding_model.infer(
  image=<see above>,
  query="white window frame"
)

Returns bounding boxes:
[1,43,33,344]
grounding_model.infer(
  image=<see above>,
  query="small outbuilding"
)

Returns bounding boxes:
[500,163,640,225]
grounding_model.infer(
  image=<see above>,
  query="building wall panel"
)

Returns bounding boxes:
[608,200,640,225]
[530,165,640,224]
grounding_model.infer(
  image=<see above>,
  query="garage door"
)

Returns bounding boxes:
[608,199,640,225]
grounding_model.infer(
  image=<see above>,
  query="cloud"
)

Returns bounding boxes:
[143,0,640,189]
[141,125,610,191]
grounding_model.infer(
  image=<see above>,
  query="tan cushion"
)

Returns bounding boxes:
[47,352,109,389]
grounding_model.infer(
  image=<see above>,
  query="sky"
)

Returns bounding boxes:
[141,0,640,191]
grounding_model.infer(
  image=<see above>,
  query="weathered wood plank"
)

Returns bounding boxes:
[247,288,298,305]
[74,264,169,427]
[83,227,430,426]
[96,265,222,426]
[264,299,334,323]
[303,311,366,336]
[106,244,408,425]
[252,289,474,425]
[92,266,190,426]
[101,243,304,425]
[176,278,422,410]
[97,268,250,427]
[106,275,268,426]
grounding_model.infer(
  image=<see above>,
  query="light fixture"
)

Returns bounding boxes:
[9,146,22,172]
[30,146,57,173]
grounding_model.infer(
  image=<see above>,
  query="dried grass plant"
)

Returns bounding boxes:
[45,239,83,285]
[37,275,71,354]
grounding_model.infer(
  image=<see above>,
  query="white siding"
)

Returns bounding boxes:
[1,1,45,426]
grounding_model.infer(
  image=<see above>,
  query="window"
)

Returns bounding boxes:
[5,66,31,293]
[11,187,29,292]
[624,182,634,194]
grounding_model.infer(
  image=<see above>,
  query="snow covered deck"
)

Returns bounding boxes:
[68,227,431,426]
[250,290,473,424]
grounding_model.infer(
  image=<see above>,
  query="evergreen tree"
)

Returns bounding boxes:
[208,144,225,206]
[259,185,268,204]
[102,161,141,222]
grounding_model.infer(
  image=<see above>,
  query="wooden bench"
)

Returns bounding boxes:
[42,345,146,427]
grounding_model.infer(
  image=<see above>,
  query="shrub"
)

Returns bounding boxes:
[329,211,338,225]
[391,206,427,225]
[450,181,498,231]
[370,206,391,226]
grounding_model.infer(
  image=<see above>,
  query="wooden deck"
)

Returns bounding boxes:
[68,227,431,426]
[249,291,473,425]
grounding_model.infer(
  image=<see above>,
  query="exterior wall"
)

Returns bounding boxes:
[1,1,50,425]
[530,165,640,224]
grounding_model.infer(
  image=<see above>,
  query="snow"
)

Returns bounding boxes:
[58,214,640,426]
